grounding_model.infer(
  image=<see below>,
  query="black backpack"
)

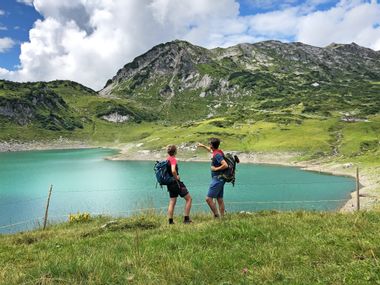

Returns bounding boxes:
[154,160,175,186]
[219,153,240,186]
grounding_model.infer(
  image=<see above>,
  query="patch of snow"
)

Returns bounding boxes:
[102,112,130,123]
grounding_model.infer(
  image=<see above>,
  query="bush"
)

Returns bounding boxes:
[69,212,91,223]
[360,140,379,152]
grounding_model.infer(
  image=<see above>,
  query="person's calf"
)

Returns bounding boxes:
[206,197,218,216]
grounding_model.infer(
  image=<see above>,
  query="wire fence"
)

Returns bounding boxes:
[50,180,354,193]
[0,180,357,233]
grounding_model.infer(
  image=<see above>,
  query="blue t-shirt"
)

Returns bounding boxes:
[211,150,224,178]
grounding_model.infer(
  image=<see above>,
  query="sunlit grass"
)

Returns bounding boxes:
[1,212,380,284]
[2,109,380,168]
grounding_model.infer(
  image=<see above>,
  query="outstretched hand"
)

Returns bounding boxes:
[197,142,211,152]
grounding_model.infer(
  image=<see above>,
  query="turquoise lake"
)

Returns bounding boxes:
[0,148,355,233]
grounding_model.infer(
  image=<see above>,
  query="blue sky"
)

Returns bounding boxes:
[0,0,379,89]
[0,0,41,69]
[238,0,338,15]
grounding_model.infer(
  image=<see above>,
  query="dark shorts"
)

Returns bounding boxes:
[207,177,225,198]
[167,181,189,198]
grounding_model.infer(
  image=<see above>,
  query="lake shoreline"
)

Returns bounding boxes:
[109,147,378,212]
[1,141,377,212]
[0,139,93,152]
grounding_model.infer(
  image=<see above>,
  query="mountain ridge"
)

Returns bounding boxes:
[99,39,380,123]
[1,39,380,147]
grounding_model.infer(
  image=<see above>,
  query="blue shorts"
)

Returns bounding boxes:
[207,177,225,198]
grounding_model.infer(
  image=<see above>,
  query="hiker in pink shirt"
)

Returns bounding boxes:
[166,145,192,224]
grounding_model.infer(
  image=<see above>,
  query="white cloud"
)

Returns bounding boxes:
[1,0,380,89]
[3,0,242,89]
[0,25,7,31]
[247,8,299,38]
[16,0,34,6]
[0,10,5,16]
[0,38,15,53]
[0,67,13,77]
[297,1,380,49]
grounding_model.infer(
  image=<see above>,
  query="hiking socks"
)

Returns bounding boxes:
[184,216,190,223]
[169,218,174,224]
[214,214,219,218]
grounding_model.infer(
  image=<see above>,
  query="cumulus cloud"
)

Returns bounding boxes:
[0,38,15,53]
[3,0,243,89]
[297,0,380,49]
[247,8,299,39]
[1,0,380,89]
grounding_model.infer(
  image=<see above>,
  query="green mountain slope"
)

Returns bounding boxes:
[0,80,157,141]
[101,40,380,122]
[0,40,379,161]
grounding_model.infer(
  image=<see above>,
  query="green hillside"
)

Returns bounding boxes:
[1,40,380,163]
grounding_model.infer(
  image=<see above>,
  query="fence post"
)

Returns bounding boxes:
[356,168,360,211]
[43,185,53,230]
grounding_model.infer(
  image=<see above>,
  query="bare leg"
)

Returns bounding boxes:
[184,194,192,217]
[168,197,177,219]
[206,197,219,216]
[217,198,225,217]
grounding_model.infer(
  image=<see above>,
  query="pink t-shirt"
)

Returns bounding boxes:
[167,156,177,167]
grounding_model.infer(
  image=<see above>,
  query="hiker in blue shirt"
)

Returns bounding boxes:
[197,138,228,218]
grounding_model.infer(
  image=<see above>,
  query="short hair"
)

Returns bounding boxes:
[209,138,220,149]
[167,145,177,156]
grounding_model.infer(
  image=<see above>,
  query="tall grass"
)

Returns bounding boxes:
[1,212,380,284]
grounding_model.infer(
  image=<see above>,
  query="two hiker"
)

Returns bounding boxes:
[163,138,229,224]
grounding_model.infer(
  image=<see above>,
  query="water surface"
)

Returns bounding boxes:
[0,148,355,233]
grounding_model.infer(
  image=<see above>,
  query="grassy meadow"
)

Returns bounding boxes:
[1,212,380,284]
[1,79,380,167]
[2,115,380,160]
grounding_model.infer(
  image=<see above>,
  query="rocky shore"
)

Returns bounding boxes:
[0,139,92,152]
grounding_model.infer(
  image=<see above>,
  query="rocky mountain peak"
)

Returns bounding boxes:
[101,39,210,95]
[98,39,380,122]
